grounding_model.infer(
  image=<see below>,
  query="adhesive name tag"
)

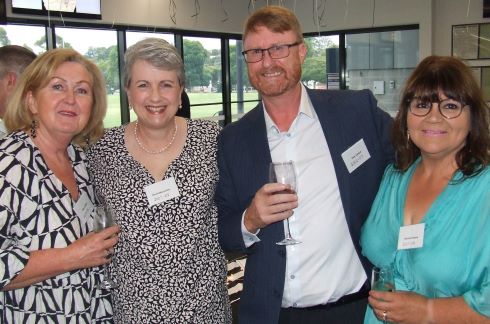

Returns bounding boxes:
[144,177,180,207]
[397,223,425,250]
[73,192,94,228]
[341,139,371,173]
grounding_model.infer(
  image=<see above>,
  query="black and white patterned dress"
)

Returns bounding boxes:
[86,120,231,324]
[0,131,113,324]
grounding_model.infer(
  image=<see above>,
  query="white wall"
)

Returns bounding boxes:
[433,0,490,64]
[12,0,490,63]
[7,0,432,58]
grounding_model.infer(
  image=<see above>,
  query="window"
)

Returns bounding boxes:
[303,35,340,90]
[345,28,419,115]
[0,24,46,54]
[229,39,259,121]
[183,36,222,122]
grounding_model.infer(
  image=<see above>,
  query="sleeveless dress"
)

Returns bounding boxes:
[87,120,231,324]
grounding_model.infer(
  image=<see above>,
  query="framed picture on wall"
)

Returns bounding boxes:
[452,25,479,59]
[12,0,102,19]
[481,67,490,101]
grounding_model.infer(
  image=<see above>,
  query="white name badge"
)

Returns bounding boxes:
[341,139,371,173]
[73,192,94,228]
[397,223,425,250]
[144,177,180,207]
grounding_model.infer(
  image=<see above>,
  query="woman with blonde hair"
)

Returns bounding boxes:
[0,48,119,323]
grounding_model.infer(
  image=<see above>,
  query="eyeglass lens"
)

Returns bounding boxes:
[410,99,464,118]
[243,43,299,63]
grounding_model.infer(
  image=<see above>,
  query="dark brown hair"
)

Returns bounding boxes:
[243,6,304,43]
[393,55,490,176]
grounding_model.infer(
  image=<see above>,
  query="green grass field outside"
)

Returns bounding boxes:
[103,91,260,128]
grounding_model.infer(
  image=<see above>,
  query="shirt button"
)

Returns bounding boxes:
[293,302,298,307]
[286,133,291,137]
[290,274,295,279]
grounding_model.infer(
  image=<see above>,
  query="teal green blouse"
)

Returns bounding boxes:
[360,161,490,323]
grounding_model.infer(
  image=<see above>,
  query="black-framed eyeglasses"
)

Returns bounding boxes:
[408,98,468,119]
[241,42,301,63]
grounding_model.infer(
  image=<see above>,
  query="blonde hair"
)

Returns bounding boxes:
[4,48,107,148]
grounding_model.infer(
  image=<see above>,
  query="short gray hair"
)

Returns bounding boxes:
[123,38,185,88]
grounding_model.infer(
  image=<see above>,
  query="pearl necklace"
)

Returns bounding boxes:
[134,119,178,154]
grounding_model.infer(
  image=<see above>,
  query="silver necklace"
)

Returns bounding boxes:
[134,118,178,154]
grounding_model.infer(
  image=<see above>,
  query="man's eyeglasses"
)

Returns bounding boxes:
[241,42,301,63]
[409,98,467,119]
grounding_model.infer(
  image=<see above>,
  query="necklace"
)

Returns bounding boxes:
[134,118,178,154]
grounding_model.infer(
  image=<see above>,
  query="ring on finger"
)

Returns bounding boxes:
[382,310,387,321]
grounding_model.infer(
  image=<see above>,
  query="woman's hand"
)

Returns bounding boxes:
[369,290,431,324]
[2,225,120,290]
[65,225,120,271]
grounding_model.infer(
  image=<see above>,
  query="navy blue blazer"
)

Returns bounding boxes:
[216,88,394,324]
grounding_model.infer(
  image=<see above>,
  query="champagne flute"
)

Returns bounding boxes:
[371,266,395,323]
[93,204,117,289]
[269,161,301,245]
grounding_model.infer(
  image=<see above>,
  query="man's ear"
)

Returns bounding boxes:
[5,72,18,93]
[299,42,308,64]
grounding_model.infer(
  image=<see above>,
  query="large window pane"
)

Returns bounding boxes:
[0,24,46,54]
[126,31,174,47]
[302,35,339,89]
[229,39,259,121]
[183,36,222,121]
[55,27,120,127]
[345,29,419,116]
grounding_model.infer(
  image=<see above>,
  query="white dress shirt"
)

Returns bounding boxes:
[242,85,367,307]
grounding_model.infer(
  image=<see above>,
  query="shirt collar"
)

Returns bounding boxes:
[263,84,317,134]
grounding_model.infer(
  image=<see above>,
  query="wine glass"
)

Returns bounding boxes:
[269,161,301,245]
[371,266,395,323]
[93,204,117,289]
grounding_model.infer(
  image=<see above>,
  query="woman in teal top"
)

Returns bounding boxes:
[361,56,490,324]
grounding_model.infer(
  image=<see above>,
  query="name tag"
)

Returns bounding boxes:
[341,139,371,173]
[144,177,180,207]
[73,192,94,229]
[397,223,425,250]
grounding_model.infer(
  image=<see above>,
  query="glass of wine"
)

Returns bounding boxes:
[93,204,117,290]
[371,265,395,323]
[269,161,301,246]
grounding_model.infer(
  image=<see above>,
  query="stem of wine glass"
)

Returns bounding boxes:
[285,218,293,239]
[103,264,109,279]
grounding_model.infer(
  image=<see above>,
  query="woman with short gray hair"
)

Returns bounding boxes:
[87,38,231,323]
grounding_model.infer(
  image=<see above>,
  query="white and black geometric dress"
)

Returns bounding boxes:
[0,131,113,324]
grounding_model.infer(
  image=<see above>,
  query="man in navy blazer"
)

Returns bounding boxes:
[216,6,394,324]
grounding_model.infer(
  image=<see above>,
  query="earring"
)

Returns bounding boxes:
[30,120,37,138]
[128,105,133,110]
[178,103,182,110]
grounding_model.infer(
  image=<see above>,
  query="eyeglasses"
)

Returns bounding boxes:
[409,98,467,119]
[241,42,301,63]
